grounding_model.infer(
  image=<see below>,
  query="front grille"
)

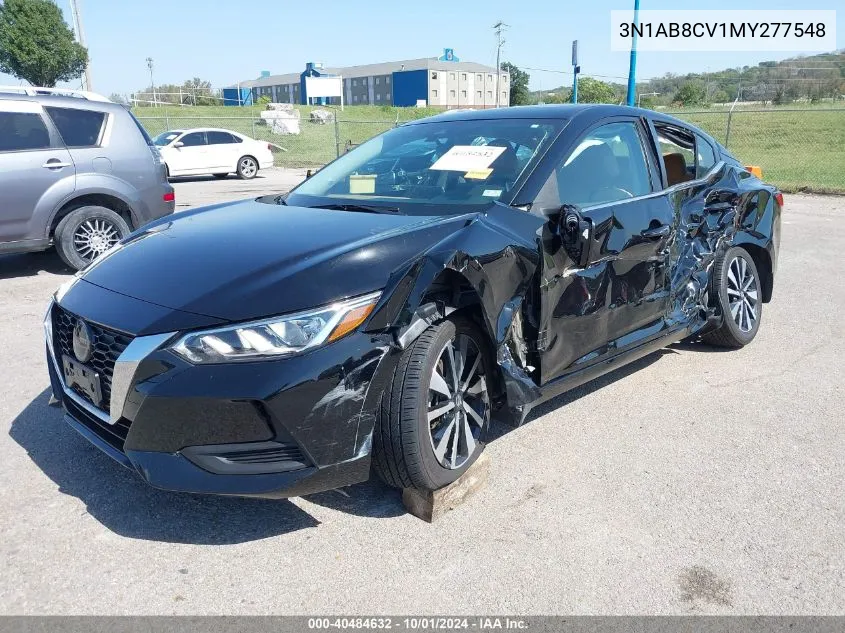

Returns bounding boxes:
[53,305,133,411]
[65,396,133,453]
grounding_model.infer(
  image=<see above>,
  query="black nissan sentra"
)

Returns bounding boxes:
[45,105,781,497]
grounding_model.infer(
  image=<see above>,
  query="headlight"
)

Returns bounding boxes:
[170,291,381,364]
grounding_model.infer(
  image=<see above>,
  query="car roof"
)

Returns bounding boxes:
[405,104,716,145]
[0,92,125,113]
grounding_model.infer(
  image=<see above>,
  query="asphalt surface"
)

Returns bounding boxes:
[0,175,842,615]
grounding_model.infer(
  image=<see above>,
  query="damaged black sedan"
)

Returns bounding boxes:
[44,105,781,497]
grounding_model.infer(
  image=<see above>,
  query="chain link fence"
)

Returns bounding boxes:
[136,107,845,193]
[665,108,845,193]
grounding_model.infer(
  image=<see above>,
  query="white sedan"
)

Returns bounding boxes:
[153,128,274,180]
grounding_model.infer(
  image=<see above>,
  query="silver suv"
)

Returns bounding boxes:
[0,88,174,270]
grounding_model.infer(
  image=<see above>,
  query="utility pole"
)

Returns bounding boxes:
[493,21,508,108]
[625,0,641,106]
[571,40,580,104]
[68,0,92,91]
[146,57,157,107]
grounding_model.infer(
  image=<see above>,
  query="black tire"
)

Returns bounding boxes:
[213,173,229,179]
[236,155,258,179]
[54,206,130,271]
[703,246,762,348]
[372,316,493,491]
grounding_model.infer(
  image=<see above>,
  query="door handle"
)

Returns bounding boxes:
[641,224,670,239]
[42,160,73,169]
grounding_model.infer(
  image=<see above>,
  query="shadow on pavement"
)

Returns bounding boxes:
[168,174,267,183]
[0,250,71,281]
[507,348,672,432]
[669,339,736,354]
[9,389,404,544]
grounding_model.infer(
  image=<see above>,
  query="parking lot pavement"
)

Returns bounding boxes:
[0,194,842,615]
[170,167,310,210]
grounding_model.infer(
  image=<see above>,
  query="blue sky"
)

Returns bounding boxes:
[1,0,842,96]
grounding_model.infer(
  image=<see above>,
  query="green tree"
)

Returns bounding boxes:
[673,82,706,106]
[566,77,617,103]
[500,61,530,106]
[0,0,88,87]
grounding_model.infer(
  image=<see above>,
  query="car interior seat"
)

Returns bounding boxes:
[663,152,693,186]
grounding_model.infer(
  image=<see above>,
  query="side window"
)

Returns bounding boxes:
[695,134,717,178]
[655,124,695,186]
[0,111,51,151]
[207,131,236,145]
[45,107,106,147]
[179,132,206,147]
[551,122,652,207]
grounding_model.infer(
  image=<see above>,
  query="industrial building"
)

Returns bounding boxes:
[228,53,510,109]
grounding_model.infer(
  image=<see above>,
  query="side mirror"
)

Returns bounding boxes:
[172,141,184,148]
[558,204,593,268]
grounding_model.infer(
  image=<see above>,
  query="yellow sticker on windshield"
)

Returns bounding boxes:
[464,168,493,180]
[349,174,376,194]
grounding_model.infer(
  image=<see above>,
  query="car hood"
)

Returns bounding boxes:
[80,199,467,323]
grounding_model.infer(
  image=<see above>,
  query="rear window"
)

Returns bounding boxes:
[45,107,106,147]
[0,111,51,151]
[207,131,240,144]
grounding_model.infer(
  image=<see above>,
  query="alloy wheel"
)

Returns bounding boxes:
[239,157,257,178]
[726,255,759,333]
[73,218,121,262]
[427,333,489,470]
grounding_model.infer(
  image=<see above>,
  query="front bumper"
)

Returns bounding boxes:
[44,291,398,498]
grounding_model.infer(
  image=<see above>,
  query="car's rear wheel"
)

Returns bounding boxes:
[237,156,258,179]
[373,316,492,491]
[54,206,130,270]
[213,173,229,179]
[703,246,762,348]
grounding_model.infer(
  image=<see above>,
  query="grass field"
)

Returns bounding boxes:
[134,104,845,193]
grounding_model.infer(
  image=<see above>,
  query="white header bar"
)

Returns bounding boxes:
[610,10,837,52]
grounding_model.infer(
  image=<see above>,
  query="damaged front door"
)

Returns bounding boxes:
[534,119,672,384]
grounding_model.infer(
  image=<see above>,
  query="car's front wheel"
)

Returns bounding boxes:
[703,246,762,347]
[373,316,492,491]
[54,206,130,270]
[237,156,258,179]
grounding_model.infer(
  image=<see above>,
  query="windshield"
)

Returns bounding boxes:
[153,130,183,146]
[286,118,564,214]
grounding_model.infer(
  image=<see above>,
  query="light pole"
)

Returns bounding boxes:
[493,21,508,107]
[626,0,641,107]
[146,57,157,107]
[69,0,92,91]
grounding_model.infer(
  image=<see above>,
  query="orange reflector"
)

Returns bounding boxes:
[328,303,376,343]
[745,165,763,178]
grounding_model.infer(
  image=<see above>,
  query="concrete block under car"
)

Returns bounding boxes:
[402,453,490,522]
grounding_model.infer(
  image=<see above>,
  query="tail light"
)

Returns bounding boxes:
[163,192,175,203]
[774,192,784,207]
[267,143,273,151]
[745,165,763,178]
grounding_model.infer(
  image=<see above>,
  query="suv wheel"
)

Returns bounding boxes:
[372,316,492,491]
[54,206,130,270]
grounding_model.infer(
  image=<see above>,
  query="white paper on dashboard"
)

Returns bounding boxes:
[429,145,506,172]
